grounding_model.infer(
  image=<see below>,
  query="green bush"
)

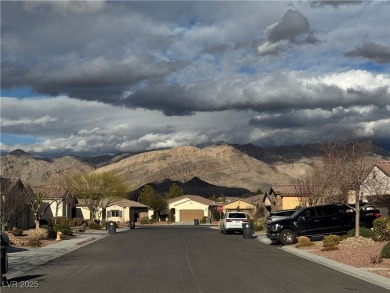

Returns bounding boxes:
[11,227,23,236]
[322,234,341,248]
[201,216,208,224]
[88,222,101,230]
[53,223,71,232]
[61,229,73,236]
[347,228,374,239]
[381,242,390,259]
[252,218,266,231]
[372,216,390,241]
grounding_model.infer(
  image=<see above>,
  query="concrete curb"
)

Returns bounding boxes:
[280,245,390,291]
[4,228,134,280]
[254,232,390,291]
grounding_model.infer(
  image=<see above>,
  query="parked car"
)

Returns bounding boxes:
[266,204,381,245]
[220,211,248,235]
[266,209,297,224]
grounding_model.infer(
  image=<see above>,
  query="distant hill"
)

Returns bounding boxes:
[130,176,251,200]
[0,149,95,186]
[3,143,388,195]
[94,144,314,192]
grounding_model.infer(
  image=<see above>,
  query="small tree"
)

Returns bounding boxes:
[0,177,34,231]
[320,134,375,237]
[29,190,56,229]
[139,185,167,221]
[63,172,128,221]
[164,183,184,199]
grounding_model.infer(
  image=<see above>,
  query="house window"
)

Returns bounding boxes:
[107,210,122,218]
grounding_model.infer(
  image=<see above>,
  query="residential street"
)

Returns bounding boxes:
[2,226,389,293]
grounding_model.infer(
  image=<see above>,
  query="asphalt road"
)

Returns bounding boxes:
[2,226,389,293]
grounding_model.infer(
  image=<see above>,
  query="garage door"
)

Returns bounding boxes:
[180,210,204,222]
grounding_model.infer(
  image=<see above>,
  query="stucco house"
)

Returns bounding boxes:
[162,195,217,222]
[263,185,305,212]
[106,199,148,223]
[32,186,74,225]
[360,161,390,216]
[222,198,257,218]
[76,198,148,223]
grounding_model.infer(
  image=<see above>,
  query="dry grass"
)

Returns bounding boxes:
[297,237,390,279]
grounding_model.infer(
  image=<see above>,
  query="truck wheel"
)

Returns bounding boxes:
[280,229,297,245]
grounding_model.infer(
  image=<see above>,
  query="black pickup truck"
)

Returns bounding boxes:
[266,204,381,245]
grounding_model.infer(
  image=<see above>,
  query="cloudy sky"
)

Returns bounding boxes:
[1,0,389,157]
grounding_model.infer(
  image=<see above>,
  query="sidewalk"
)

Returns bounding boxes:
[5,228,128,280]
[255,232,390,291]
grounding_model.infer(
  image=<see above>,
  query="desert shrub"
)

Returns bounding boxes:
[372,216,390,241]
[322,234,341,248]
[347,228,374,239]
[11,227,24,236]
[72,218,84,226]
[253,218,266,231]
[26,228,48,240]
[370,254,383,264]
[140,216,150,224]
[88,222,101,230]
[296,236,315,248]
[381,242,390,259]
[26,237,41,247]
[201,216,208,224]
[321,246,340,251]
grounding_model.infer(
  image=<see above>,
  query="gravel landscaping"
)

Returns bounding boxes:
[297,237,390,279]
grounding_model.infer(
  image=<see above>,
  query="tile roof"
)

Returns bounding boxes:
[269,184,308,197]
[375,161,390,177]
[168,195,217,206]
[77,198,147,208]
[32,186,70,199]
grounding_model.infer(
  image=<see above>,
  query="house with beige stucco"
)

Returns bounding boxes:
[221,198,257,218]
[263,185,306,213]
[76,198,148,223]
[360,161,390,216]
[32,186,74,226]
[155,195,217,222]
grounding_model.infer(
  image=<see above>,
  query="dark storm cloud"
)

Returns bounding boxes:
[248,106,390,129]
[268,10,312,44]
[257,10,321,56]
[2,55,186,101]
[345,42,390,64]
[122,74,390,116]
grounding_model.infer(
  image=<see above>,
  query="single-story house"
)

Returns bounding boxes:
[76,198,148,223]
[263,185,306,212]
[32,186,74,225]
[106,199,148,223]
[222,198,257,218]
[360,161,390,216]
[161,195,217,222]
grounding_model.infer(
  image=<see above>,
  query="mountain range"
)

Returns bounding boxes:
[1,143,388,198]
